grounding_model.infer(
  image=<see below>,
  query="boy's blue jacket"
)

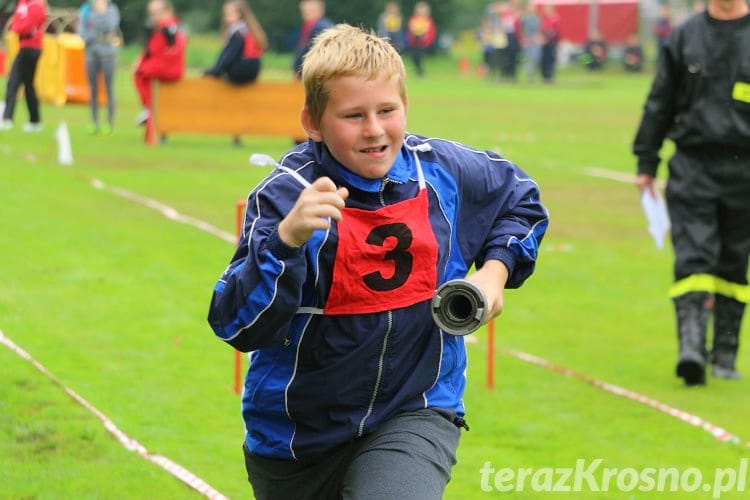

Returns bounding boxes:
[208,134,548,459]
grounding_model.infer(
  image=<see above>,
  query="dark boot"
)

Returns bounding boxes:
[711,295,744,380]
[673,292,709,385]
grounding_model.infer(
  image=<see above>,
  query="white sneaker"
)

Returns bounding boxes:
[22,122,43,133]
[135,109,150,126]
[0,119,12,131]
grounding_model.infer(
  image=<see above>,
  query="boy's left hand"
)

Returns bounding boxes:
[465,260,508,320]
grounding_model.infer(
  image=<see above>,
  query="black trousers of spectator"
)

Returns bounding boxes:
[3,48,42,124]
[412,46,426,77]
[501,34,519,81]
[667,147,750,287]
[667,146,750,381]
[541,42,557,82]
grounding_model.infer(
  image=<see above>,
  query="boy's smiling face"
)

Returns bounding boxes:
[303,74,407,180]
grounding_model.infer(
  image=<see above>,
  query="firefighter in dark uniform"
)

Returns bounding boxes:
[633,0,750,385]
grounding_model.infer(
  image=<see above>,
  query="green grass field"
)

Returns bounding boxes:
[1,48,749,499]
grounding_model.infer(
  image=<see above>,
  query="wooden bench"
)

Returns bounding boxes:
[148,78,307,144]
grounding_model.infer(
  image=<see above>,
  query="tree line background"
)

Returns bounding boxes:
[40,0,492,49]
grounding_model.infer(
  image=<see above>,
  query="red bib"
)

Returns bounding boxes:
[243,32,264,59]
[324,189,438,315]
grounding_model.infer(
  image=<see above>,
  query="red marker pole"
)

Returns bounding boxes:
[487,319,495,389]
[234,200,247,395]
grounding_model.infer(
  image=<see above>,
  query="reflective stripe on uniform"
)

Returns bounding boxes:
[669,273,750,303]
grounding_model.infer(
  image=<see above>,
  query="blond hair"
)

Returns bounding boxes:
[223,0,268,50]
[302,24,407,124]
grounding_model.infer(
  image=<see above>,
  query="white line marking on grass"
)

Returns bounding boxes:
[583,167,666,189]
[503,348,750,448]
[90,178,236,244]
[0,328,229,500]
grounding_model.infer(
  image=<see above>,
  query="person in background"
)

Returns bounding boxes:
[476,17,495,78]
[482,3,508,81]
[293,0,333,78]
[377,1,405,52]
[499,0,520,82]
[406,1,437,77]
[477,14,506,80]
[622,33,643,72]
[652,4,672,52]
[583,29,608,71]
[0,0,47,132]
[133,0,186,126]
[632,0,750,385]
[539,3,559,83]
[79,0,120,135]
[520,1,541,83]
[205,0,266,85]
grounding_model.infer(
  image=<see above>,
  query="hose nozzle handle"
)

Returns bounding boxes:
[431,279,487,336]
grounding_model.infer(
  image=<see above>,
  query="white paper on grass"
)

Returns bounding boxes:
[640,188,670,249]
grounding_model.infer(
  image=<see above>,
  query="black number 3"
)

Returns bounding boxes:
[363,223,414,292]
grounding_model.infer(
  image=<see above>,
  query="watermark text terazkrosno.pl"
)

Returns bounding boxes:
[480,458,747,498]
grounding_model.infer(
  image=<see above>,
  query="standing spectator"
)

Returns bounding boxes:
[205,0,267,85]
[377,1,405,52]
[406,1,436,77]
[79,0,120,135]
[652,4,672,51]
[133,0,186,126]
[632,0,750,385]
[293,0,333,78]
[485,3,508,81]
[476,17,495,77]
[622,33,643,72]
[583,30,608,71]
[520,1,541,82]
[539,3,560,83]
[0,0,47,132]
[499,1,520,82]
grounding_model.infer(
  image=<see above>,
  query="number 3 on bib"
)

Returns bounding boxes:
[363,223,414,292]
[323,190,438,315]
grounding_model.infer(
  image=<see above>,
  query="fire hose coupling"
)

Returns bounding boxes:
[431,279,488,336]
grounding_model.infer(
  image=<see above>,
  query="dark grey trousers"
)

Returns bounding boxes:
[85,45,117,127]
[666,147,750,286]
[244,408,461,500]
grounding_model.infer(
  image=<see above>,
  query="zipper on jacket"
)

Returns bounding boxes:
[378,179,390,207]
[357,310,393,437]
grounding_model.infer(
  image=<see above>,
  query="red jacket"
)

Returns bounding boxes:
[11,0,47,50]
[137,15,186,81]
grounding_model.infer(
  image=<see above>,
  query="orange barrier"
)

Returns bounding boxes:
[4,32,106,106]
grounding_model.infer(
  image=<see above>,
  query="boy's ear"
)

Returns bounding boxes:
[301,106,323,142]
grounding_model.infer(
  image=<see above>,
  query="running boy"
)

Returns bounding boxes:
[208,24,548,499]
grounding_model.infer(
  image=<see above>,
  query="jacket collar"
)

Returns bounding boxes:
[310,139,413,193]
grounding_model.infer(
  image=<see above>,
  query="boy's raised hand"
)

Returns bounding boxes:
[278,177,349,248]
